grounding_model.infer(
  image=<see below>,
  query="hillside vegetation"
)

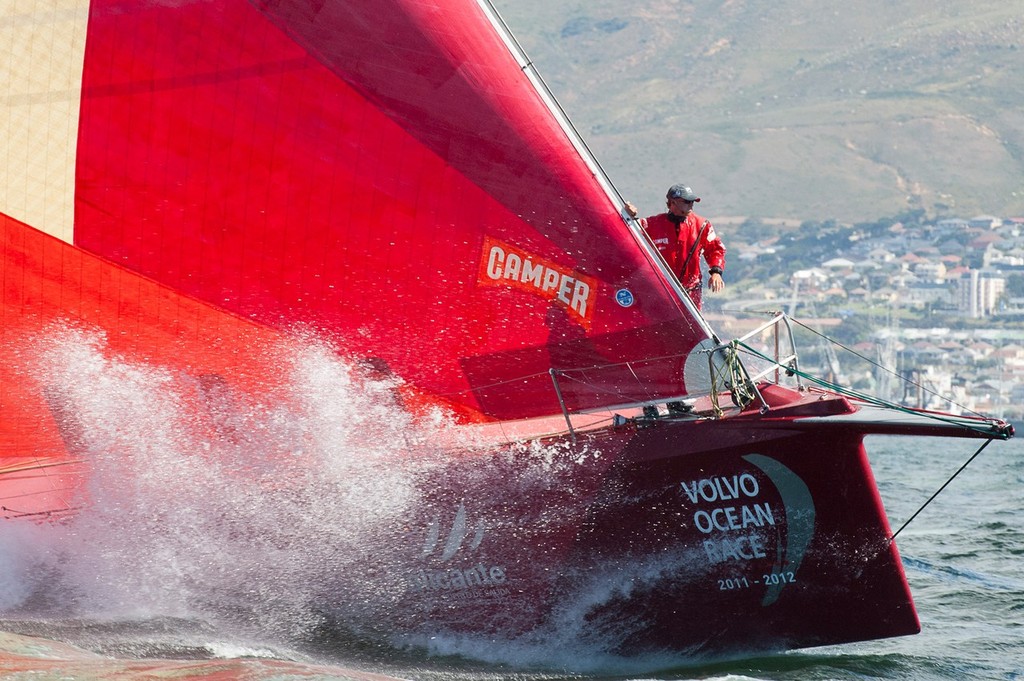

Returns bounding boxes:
[493,0,1024,223]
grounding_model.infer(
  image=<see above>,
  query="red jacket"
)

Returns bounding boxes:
[641,212,726,289]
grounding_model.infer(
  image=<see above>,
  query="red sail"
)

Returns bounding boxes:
[70,0,712,421]
[0,212,294,517]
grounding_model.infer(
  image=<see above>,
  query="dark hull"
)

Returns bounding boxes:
[382,404,918,656]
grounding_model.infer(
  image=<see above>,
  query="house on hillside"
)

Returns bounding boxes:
[944,265,970,282]
[790,268,830,293]
[1001,218,1023,237]
[970,232,1002,250]
[937,340,972,366]
[969,215,1003,229]
[936,218,970,232]
[992,344,1024,371]
[848,287,870,302]
[823,286,847,301]
[912,260,947,283]
[987,247,1024,268]
[872,286,898,303]
[902,282,954,309]
[966,340,996,361]
[823,257,856,270]
[868,247,895,263]
[971,378,1015,416]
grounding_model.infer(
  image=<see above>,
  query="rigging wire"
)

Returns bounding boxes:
[782,314,983,418]
[478,0,624,203]
[889,438,994,543]
[734,340,1009,437]
[434,350,693,402]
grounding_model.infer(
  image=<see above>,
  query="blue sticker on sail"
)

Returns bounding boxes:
[615,289,635,307]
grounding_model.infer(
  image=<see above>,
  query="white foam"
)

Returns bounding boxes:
[4,324,451,638]
[0,322,711,673]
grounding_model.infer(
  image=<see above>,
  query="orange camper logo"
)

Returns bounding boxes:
[478,236,598,330]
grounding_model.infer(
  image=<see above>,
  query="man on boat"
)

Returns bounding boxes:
[626,184,726,310]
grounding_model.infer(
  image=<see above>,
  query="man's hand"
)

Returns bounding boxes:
[708,272,725,293]
[623,201,639,218]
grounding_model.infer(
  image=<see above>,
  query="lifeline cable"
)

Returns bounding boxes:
[889,438,994,543]
[786,315,982,418]
[733,339,1008,437]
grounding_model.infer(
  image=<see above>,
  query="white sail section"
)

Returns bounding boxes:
[0,1,89,242]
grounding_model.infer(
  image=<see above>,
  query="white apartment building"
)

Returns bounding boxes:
[957,270,1006,317]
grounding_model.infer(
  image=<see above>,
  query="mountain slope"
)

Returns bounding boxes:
[494,0,1024,223]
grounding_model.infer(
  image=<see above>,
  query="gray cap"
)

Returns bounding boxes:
[666,184,701,202]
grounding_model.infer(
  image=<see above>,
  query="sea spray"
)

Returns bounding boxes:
[0,321,659,669]
[2,323,455,639]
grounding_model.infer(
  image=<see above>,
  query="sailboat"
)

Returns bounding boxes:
[0,0,1012,659]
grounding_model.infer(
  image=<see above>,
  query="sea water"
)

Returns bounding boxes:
[0,327,1021,680]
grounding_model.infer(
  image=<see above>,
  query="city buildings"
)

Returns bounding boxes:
[711,214,1024,420]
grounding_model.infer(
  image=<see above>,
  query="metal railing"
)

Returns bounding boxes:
[729,312,801,387]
